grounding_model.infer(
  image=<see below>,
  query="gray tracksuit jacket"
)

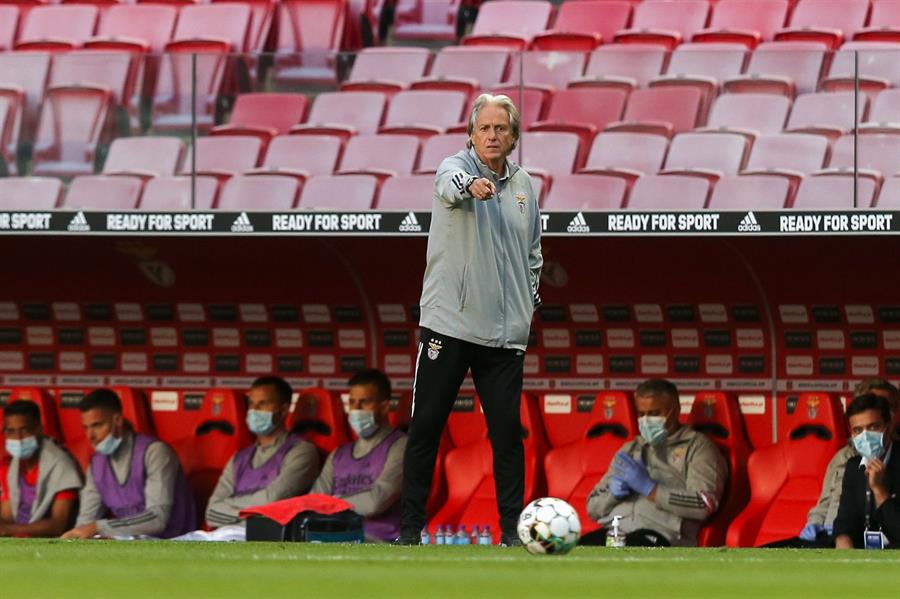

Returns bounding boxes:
[419,148,543,351]
[7,438,83,524]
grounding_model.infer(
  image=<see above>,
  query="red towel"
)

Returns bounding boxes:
[239,494,355,526]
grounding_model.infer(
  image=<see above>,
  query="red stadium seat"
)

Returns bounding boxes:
[90,4,177,53]
[706,175,793,209]
[0,177,62,210]
[212,0,274,57]
[650,43,749,118]
[0,6,19,51]
[48,50,135,134]
[827,133,900,179]
[15,4,98,51]
[291,92,387,141]
[393,0,458,42]
[660,131,749,182]
[0,93,20,172]
[688,392,752,547]
[693,0,789,48]
[791,172,880,209]
[861,88,900,132]
[63,175,144,210]
[338,134,420,179]
[489,86,548,130]
[341,47,433,95]
[411,47,510,99]
[274,0,347,86]
[297,174,378,210]
[0,52,51,175]
[785,91,868,140]
[31,85,111,178]
[742,133,830,196]
[173,3,251,52]
[417,133,469,174]
[727,393,846,547]
[821,42,900,96]
[531,0,632,51]
[876,175,900,208]
[507,50,588,90]
[626,175,711,210]
[139,176,219,211]
[542,174,628,210]
[573,45,668,92]
[181,136,264,180]
[102,137,184,179]
[210,93,309,148]
[614,0,711,50]
[699,93,792,138]
[287,387,350,457]
[380,90,467,138]
[377,174,434,210]
[462,0,553,50]
[581,131,669,185]
[217,174,301,210]
[248,134,343,180]
[854,0,900,42]
[606,87,704,138]
[518,131,580,186]
[775,0,870,49]
[152,40,231,134]
[544,391,637,534]
[723,41,827,96]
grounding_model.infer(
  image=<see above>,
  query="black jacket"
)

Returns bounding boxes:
[832,448,900,548]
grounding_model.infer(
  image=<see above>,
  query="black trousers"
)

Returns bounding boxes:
[579,527,672,547]
[400,327,525,535]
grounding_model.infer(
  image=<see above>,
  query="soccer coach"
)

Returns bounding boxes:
[397,94,543,545]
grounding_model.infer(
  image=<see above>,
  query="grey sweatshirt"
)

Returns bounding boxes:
[6,438,83,523]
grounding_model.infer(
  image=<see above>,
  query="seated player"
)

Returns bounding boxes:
[62,389,196,539]
[0,400,82,537]
[311,369,407,542]
[205,376,319,528]
[583,378,727,547]
[833,393,900,549]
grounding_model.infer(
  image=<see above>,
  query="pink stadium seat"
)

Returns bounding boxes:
[854,0,900,42]
[102,137,185,178]
[291,91,387,141]
[542,174,628,210]
[217,174,301,210]
[0,53,51,159]
[48,50,133,119]
[173,3,251,52]
[490,86,548,130]
[699,93,792,137]
[544,392,637,535]
[606,87,704,138]
[506,51,587,91]
[727,393,846,547]
[89,4,177,52]
[411,47,510,99]
[210,93,309,147]
[139,176,219,210]
[0,177,63,210]
[531,0,632,51]
[379,90,467,138]
[393,0,458,42]
[581,131,669,184]
[791,172,880,209]
[152,40,231,134]
[287,387,350,457]
[15,5,98,51]
[0,94,18,172]
[181,136,264,180]
[0,6,18,51]
[417,133,469,173]
[377,174,434,210]
[660,131,749,182]
[297,174,378,210]
[614,0,711,50]
[626,174,711,210]
[573,45,668,92]
[821,42,900,95]
[861,88,900,132]
[650,43,749,118]
[742,133,830,195]
[462,0,554,50]
[248,134,343,180]
[827,133,900,179]
[274,0,347,86]
[775,0,870,49]
[693,0,789,48]
[341,47,433,94]
[707,174,793,209]
[723,41,827,96]
[785,91,868,139]
[63,175,144,210]
[519,131,580,185]
[211,0,274,55]
[31,85,111,178]
[337,134,420,179]
[876,176,900,208]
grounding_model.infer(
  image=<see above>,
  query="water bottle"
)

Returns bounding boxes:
[435,525,445,545]
[444,524,455,545]
[469,524,480,545]
[479,525,493,545]
[455,525,469,545]
[605,515,626,548]
[420,527,431,545]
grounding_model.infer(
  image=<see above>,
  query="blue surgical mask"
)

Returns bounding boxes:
[348,409,379,438]
[246,409,276,436]
[6,435,39,460]
[638,416,668,446]
[94,432,123,456]
[853,430,885,460]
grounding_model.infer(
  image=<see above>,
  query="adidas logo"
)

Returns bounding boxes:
[566,212,590,233]
[399,211,422,232]
[230,212,254,233]
[67,211,90,232]
[738,211,761,232]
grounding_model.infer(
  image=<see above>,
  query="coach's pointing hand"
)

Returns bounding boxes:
[468,178,496,200]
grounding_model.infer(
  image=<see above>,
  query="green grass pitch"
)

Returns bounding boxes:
[1,539,898,598]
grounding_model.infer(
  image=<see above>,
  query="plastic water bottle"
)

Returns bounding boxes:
[444,524,455,545]
[455,525,469,545]
[435,525,445,545]
[606,515,626,548]
[469,525,480,545]
[479,525,493,545]
[420,527,431,545]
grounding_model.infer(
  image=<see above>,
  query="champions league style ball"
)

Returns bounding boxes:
[517,497,581,555]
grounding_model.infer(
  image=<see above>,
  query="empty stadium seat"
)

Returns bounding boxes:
[650,43,749,118]
[0,6,19,51]
[0,177,62,210]
[139,176,219,211]
[821,42,900,96]
[727,393,846,547]
[380,90,467,138]
[341,47,433,94]
[827,133,900,180]
[542,174,628,210]
[48,50,134,133]
[274,0,347,86]
[181,136,264,180]
[699,93,792,138]
[775,0,870,49]
[0,52,52,175]
[217,174,301,210]
[462,0,553,50]
[706,175,793,209]
[31,85,111,178]
[531,0,632,51]
[393,0,458,42]
[152,41,231,134]
[572,45,668,92]
[581,131,669,184]
[519,131,580,186]
[102,137,185,179]
[854,0,900,42]
[661,132,749,182]
[287,387,350,457]
[89,4,177,53]
[173,3,251,52]
[291,92,387,141]
[723,41,827,96]
[417,133,470,173]
[248,134,343,180]
[63,175,144,210]
[411,47,510,99]
[742,133,830,194]
[490,86,548,130]
[213,0,274,57]
[297,174,378,210]
[210,94,309,147]
[786,91,868,140]
[15,4,98,51]
[693,0,790,47]
[791,172,880,209]
[861,88,900,132]
[627,175,711,210]
[606,87,704,138]
[544,391,637,534]
[614,0,711,50]
[877,175,900,208]
[0,94,20,172]
[338,134,420,179]
[377,174,434,210]
[506,51,588,90]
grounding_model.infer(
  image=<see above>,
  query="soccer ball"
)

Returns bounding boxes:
[517,497,581,555]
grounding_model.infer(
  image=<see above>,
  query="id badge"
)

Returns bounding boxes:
[863,529,885,550]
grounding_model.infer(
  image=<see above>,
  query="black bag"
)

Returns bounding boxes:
[246,509,365,543]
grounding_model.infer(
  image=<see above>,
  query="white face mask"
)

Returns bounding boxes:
[348,409,379,438]
[94,431,123,456]
[6,436,39,460]
[638,415,668,445]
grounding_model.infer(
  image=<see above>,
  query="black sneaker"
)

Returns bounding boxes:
[499,532,522,547]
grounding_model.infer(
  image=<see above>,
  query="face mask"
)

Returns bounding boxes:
[853,430,885,460]
[638,415,668,446]
[6,436,39,460]
[94,432,122,456]
[246,409,276,436]
[348,409,379,438]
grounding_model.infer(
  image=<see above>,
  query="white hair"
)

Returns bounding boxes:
[466,93,521,152]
